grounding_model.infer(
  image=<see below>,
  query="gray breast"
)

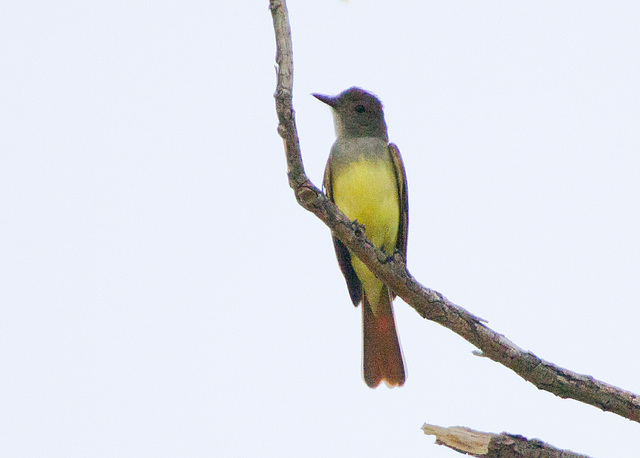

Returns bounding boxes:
[330,137,389,167]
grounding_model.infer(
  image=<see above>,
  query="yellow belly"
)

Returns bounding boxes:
[333,158,399,305]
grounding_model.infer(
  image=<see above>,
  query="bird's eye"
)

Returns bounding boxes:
[354,104,365,113]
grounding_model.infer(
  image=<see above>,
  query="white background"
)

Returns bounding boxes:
[2,1,639,456]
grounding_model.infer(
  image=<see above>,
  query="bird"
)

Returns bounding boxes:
[314,87,408,387]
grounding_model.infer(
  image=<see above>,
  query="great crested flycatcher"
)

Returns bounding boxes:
[314,87,408,388]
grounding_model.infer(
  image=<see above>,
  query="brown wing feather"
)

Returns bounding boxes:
[389,143,408,258]
[388,143,409,299]
[323,155,362,306]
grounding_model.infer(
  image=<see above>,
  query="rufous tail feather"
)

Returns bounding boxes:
[362,288,405,388]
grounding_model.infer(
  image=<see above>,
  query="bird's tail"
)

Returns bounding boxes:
[362,288,405,388]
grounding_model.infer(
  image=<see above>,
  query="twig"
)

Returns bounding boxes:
[269,0,640,424]
[422,424,591,457]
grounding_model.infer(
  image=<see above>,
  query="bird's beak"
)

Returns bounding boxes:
[312,93,338,107]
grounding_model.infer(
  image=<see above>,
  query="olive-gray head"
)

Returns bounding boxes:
[313,87,388,141]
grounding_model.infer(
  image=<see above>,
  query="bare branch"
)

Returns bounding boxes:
[269,0,640,424]
[422,424,591,457]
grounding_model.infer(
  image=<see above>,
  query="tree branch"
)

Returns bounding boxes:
[269,0,640,424]
[422,424,591,457]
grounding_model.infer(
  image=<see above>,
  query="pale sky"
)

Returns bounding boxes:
[2,1,639,457]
